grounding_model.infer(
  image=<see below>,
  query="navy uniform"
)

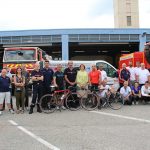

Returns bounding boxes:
[42,67,54,94]
[29,69,43,114]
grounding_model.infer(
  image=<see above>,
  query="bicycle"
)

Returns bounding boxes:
[99,90,124,110]
[78,86,100,111]
[80,86,124,110]
[39,86,81,113]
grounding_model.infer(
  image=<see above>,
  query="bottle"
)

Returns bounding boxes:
[61,94,65,100]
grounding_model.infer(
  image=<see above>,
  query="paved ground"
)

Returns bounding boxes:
[1,97,150,150]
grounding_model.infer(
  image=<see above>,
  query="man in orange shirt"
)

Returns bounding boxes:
[89,65,101,91]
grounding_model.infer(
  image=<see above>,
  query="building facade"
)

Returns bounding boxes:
[113,0,139,28]
[0,28,149,67]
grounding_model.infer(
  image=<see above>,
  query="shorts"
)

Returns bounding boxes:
[0,92,11,104]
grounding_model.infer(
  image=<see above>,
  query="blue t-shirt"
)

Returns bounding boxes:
[131,86,141,94]
[42,68,54,87]
[0,76,10,92]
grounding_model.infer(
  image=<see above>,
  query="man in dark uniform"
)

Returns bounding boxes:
[64,61,77,89]
[42,60,54,95]
[29,63,43,114]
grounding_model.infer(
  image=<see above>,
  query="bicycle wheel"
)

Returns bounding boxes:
[108,92,124,110]
[65,92,81,111]
[81,93,99,111]
[39,94,56,113]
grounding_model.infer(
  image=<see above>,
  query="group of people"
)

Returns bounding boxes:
[119,61,150,105]
[0,60,150,115]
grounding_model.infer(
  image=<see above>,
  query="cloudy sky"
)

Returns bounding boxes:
[0,0,150,31]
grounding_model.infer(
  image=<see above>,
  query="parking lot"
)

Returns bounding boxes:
[1,97,150,150]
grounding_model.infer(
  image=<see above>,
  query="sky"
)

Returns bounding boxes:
[0,0,150,31]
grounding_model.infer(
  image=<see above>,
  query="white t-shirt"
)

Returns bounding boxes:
[141,85,150,96]
[98,84,110,97]
[137,69,150,84]
[120,86,131,97]
[134,67,141,76]
[126,67,136,81]
[100,70,107,81]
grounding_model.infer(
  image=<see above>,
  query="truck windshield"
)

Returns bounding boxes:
[4,50,35,61]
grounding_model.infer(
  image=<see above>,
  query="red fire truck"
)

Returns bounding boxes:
[3,47,51,74]
[119,43,150,69]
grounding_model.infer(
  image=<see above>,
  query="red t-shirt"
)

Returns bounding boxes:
[89,70,100,84]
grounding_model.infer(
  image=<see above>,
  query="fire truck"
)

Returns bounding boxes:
[3,47,51,74]
[119,43,150,70]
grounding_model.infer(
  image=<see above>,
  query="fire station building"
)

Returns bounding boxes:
[0,28,150,68]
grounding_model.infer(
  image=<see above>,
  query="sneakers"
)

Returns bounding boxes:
[0,111,2,115]
[9,109,14,114]
[61,106,66,110]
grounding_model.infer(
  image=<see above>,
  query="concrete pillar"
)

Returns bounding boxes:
[139,33,146,52]
[61,34,69,60]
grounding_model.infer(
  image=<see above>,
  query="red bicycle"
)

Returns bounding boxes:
[39,86,81,113]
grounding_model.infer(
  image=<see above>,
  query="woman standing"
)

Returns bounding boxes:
[14,68,25,113]
[76,64,88,97]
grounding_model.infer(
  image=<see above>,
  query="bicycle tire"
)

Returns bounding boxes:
[65,92,81,111]
[81,93,99,111]
[108,92,124,110]
[39,94,56,113]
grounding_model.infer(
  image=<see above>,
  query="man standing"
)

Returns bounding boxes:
[98,64,107,82]
[42,60,54,94]
[126,61,136,86]
[54,64,64,90]
[64,61,77,89]
[29,63,43,114]
[137,63,150,87]
[119,63,130,87]
[0,69,14,115]
[1,67,13,111]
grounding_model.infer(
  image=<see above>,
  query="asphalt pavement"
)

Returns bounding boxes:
[0,97,150,150]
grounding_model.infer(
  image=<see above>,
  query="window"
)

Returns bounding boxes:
[127,16,132,26]
[96,62,116,78]
[4,50,35,61]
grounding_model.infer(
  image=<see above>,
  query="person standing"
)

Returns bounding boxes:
[137,63,150,87]
[14,68,25,113]
[134,61,141,81]
[21,64,30,110]
[119,63,130,87]
[98,64,107,82]
[42,60,54,94]
[1,67,13,110]
[29,63,43,114]
[54,64,66,109]
[89,65,101,91]
[0,69,14,115]
[126,61,136,86]
[76,64,88,97]
[54,64,64,90]
[64,61,77,89]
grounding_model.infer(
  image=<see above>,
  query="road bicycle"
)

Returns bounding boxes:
[39,86,81,113]
[80,86,124,110]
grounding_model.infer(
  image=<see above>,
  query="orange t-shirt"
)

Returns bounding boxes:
[89,70,100,84]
